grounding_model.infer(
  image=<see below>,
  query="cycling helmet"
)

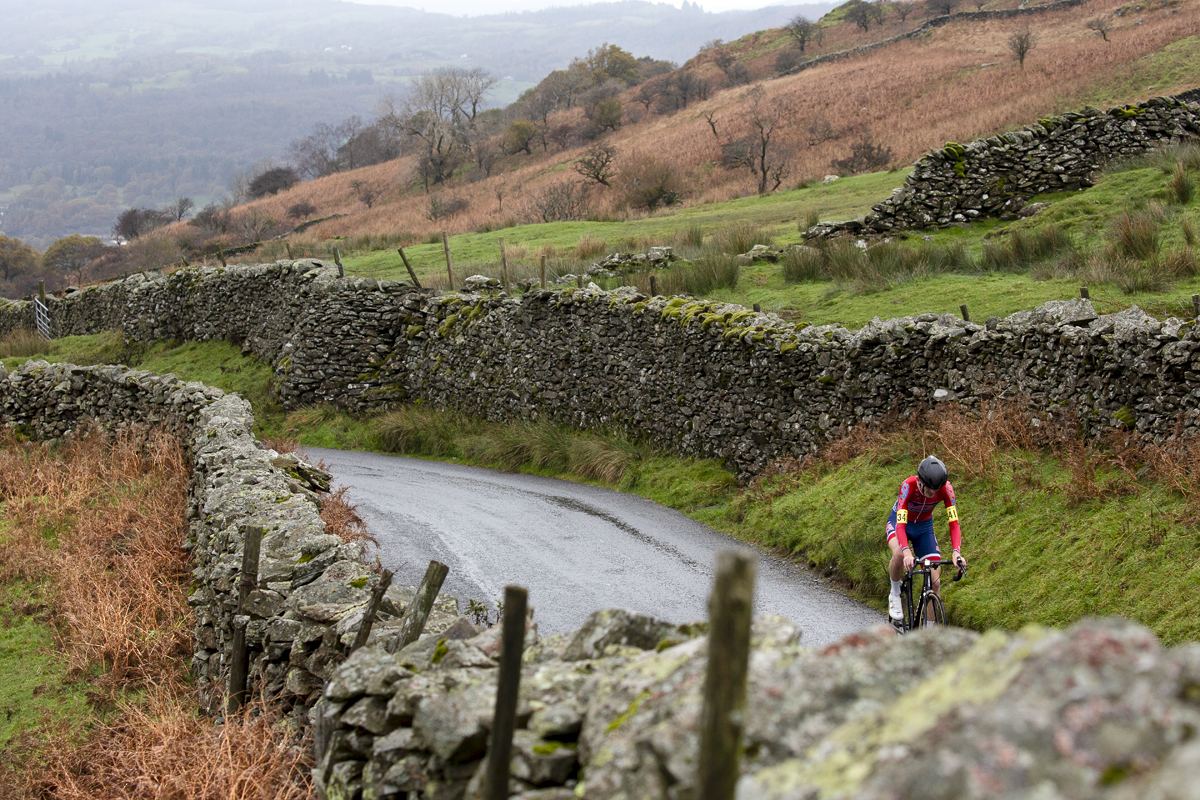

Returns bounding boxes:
[917,455,948,491]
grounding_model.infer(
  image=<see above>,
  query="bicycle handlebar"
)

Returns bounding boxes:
[906,558,967,580]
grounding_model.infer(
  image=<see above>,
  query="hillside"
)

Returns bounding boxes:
[216,0,1198,252]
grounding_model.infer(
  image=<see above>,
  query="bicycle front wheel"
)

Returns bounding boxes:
[916,593,947,627]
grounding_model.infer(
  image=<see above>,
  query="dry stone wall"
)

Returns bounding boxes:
[806,95,1200,237]
[5,262,1200,478]
[311,612,1200,800]
[0,359,463,720]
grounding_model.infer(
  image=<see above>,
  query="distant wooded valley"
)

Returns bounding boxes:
[0,0,830,250]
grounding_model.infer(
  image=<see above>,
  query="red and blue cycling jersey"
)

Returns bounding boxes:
[887,476,962,552]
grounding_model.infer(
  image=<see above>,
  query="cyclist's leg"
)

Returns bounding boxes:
[885,508,905,621]
[907,522,940,624]
[885,507,904,582]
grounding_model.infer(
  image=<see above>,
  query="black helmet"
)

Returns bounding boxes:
[917,455,948,491]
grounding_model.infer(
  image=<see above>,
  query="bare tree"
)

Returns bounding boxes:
[523,181,590,223]
[701,110,720,141]
[786,15,819,52]
[845,1,876,32]
[574,144,620,187]
[892,0,916,21]
[926,0,959,16]
[806,116,840,146]
[166,197,194,221]
[744,86,791,194]
[376,66,497,189]
[1085,16,1112,42]
[1008,29,1038,68]
[350,180,381,208]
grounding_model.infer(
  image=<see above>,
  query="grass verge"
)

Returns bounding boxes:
[0,428,313,798]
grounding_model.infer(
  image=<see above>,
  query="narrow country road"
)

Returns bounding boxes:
[305,448,882,647]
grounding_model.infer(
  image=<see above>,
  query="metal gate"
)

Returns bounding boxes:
[34,297,52,340]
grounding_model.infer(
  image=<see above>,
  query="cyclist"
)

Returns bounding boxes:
[885,455,966,622]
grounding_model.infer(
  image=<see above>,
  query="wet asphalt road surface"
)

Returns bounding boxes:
[305,448,882,647]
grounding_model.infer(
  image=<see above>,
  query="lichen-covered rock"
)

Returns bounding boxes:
[562,608,694,661]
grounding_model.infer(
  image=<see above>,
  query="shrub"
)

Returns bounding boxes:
[830,132,892,175]
[674,223,705,248]
[286,201,318,220]
[619,153,681,210]
[248,167,300,199]
[774,47,807,74]
[427,195,470,221]
[524,181,590,223]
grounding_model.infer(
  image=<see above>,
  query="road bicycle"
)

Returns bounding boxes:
[892,555,966,633]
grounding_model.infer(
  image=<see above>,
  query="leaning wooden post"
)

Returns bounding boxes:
[499,237,510,295]
[389,560,450,653]
[334,248,345,278]
[217,245,227,268]
[442,231,455,290]
[484,585,528,800]
[698,551,756,800]
[398,248,422,289]
[350,569,394,654]
[285,242,293,259]
[959,304,970,322]
[539,255,547,289]
[228,524,264,716]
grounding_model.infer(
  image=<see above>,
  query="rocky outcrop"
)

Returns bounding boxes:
[5,262,1200,478]
[317,612,1200,800]
[0,360,463,719]
[808,96,1200,236]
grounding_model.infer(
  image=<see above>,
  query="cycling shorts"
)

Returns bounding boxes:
[886,509,941,560]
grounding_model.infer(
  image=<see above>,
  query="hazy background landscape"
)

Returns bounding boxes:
[0,0,831,248]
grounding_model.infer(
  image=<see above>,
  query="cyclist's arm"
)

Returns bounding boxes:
[942,482,962,557]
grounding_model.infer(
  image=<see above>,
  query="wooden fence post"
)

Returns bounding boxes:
[228,525,264,716]
[443,231,455,290]
[38,280,46,305]
[334,248,345,278]
[484,585,528,800]
[649,275,657,296]
[576,274,584,289]
[698,551,756,800]
[350,569,394,654]
[752,303,761,313]
[500,237,510,295]
[959,304,970,322]
[389,560,450,653]
[285,242,293,259]
[398,248,422,289]
[1193,294,1199,319]
[218,246,227,268]
[1080,286,1090,300]
[539,255,547,289]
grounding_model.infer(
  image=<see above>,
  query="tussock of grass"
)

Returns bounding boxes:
[0,329,48,359]
[710,221,772,256]
[1108,206,1164,261]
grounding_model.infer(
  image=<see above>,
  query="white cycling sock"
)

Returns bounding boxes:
[890,580,901,596]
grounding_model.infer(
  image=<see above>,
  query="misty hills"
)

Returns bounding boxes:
[0,0,832,247]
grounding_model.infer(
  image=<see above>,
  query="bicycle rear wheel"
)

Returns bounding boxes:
[915,593,947,627]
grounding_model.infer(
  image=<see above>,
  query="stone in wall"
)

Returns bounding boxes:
[316,609,1200,800]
